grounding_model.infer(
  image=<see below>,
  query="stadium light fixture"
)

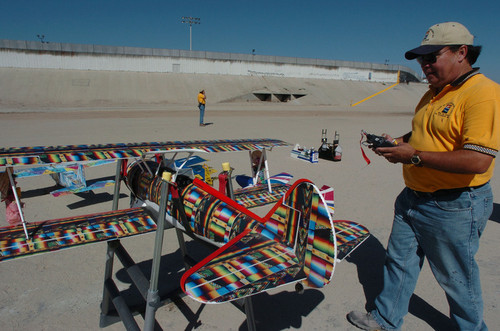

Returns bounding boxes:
[37,34,48,43]
[181,16,201,51]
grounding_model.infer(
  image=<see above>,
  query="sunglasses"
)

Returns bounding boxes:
[417,48,451,65]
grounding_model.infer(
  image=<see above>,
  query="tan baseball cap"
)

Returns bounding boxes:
[405,22,474,60]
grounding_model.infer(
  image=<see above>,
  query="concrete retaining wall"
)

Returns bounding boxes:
[0,39,426,111]
[0,39,422,82]
[0,67,427,111]
[0,49,395,83]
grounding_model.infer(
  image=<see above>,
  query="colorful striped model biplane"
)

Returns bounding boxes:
[0,138,370,326]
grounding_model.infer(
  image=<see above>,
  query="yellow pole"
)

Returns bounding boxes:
[351,71,400,107]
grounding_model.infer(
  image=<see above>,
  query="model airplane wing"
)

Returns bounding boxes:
[317,184,369,260]
[13,164,81,177]
[50,180,115,197]
[316,185,370,260]
[333,220,370,261]
[12,160,116,177]
[0,207,156,262]
[10,160,117,197]
[181,227,303,303]
[233,183,290,208]
[0,138,290,167]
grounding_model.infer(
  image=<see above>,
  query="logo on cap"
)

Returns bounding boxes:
[423,29,434,42]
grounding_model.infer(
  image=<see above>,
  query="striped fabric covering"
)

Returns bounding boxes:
[0,139,290,166]
[181,183,258,244]
[127,169,260,245]
[50,179,115,197]
[13,160,115,178]
[0,208,156,262]
[334,220,370,261]
[183,230,301,303]
[181,179,339,303]
[266,182,336,288]
[233,183,290,208]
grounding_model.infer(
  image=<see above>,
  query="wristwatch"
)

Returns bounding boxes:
[410,151,423,167]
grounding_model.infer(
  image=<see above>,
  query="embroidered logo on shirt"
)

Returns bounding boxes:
[436,103,455,118]
[442,103,453,113]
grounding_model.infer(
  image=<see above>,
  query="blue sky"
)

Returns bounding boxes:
[1,0,499,82]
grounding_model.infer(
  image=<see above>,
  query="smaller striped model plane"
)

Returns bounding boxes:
[12,159,116,197]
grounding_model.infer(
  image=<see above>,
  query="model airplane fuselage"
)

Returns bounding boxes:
[124,159,369,303]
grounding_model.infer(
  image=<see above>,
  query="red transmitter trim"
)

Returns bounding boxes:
[262,178,313,221]
[192,178,264,224]
[180,227,253,292]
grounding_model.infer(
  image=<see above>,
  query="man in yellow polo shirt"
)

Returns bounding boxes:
[348,22,499,330]
[197,90,206,126]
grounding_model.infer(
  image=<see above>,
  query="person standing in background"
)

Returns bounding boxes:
[197,90,206,126]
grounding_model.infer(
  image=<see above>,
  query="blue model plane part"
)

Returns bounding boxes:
[51,180,115,197]
[174,155,207,168]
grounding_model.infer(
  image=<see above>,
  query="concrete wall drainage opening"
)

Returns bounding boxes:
[253,93,306,102]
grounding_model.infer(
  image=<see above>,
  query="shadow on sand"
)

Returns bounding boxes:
[489,203,500,224]
[106,239,325,330]
[346,235,454,330]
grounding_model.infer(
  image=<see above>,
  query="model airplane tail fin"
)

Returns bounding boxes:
[319,184,334,216]
[262,179,337,288]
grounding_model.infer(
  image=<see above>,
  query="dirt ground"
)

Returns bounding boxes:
[0,105,498,330]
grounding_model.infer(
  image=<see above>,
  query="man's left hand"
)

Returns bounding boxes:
[376,143,415,164]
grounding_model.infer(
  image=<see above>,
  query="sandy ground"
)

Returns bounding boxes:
[0,105,498,331]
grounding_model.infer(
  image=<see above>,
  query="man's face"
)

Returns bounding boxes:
[418,46,464,89]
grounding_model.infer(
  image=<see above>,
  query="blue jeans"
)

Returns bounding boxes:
[198,104,205,124]
[372,183,492,330]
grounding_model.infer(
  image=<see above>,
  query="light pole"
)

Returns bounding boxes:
[37,34,48,43]
[181,16,200,51]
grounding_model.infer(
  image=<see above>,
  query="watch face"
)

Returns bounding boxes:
[411,155,421,165]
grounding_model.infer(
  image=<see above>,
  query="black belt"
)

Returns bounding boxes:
[410,183,487,198]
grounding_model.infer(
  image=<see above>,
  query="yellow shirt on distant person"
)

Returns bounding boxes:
[198,92,206,105]
[403,72,500,192]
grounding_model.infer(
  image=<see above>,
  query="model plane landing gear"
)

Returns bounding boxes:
[295,282,304,294]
